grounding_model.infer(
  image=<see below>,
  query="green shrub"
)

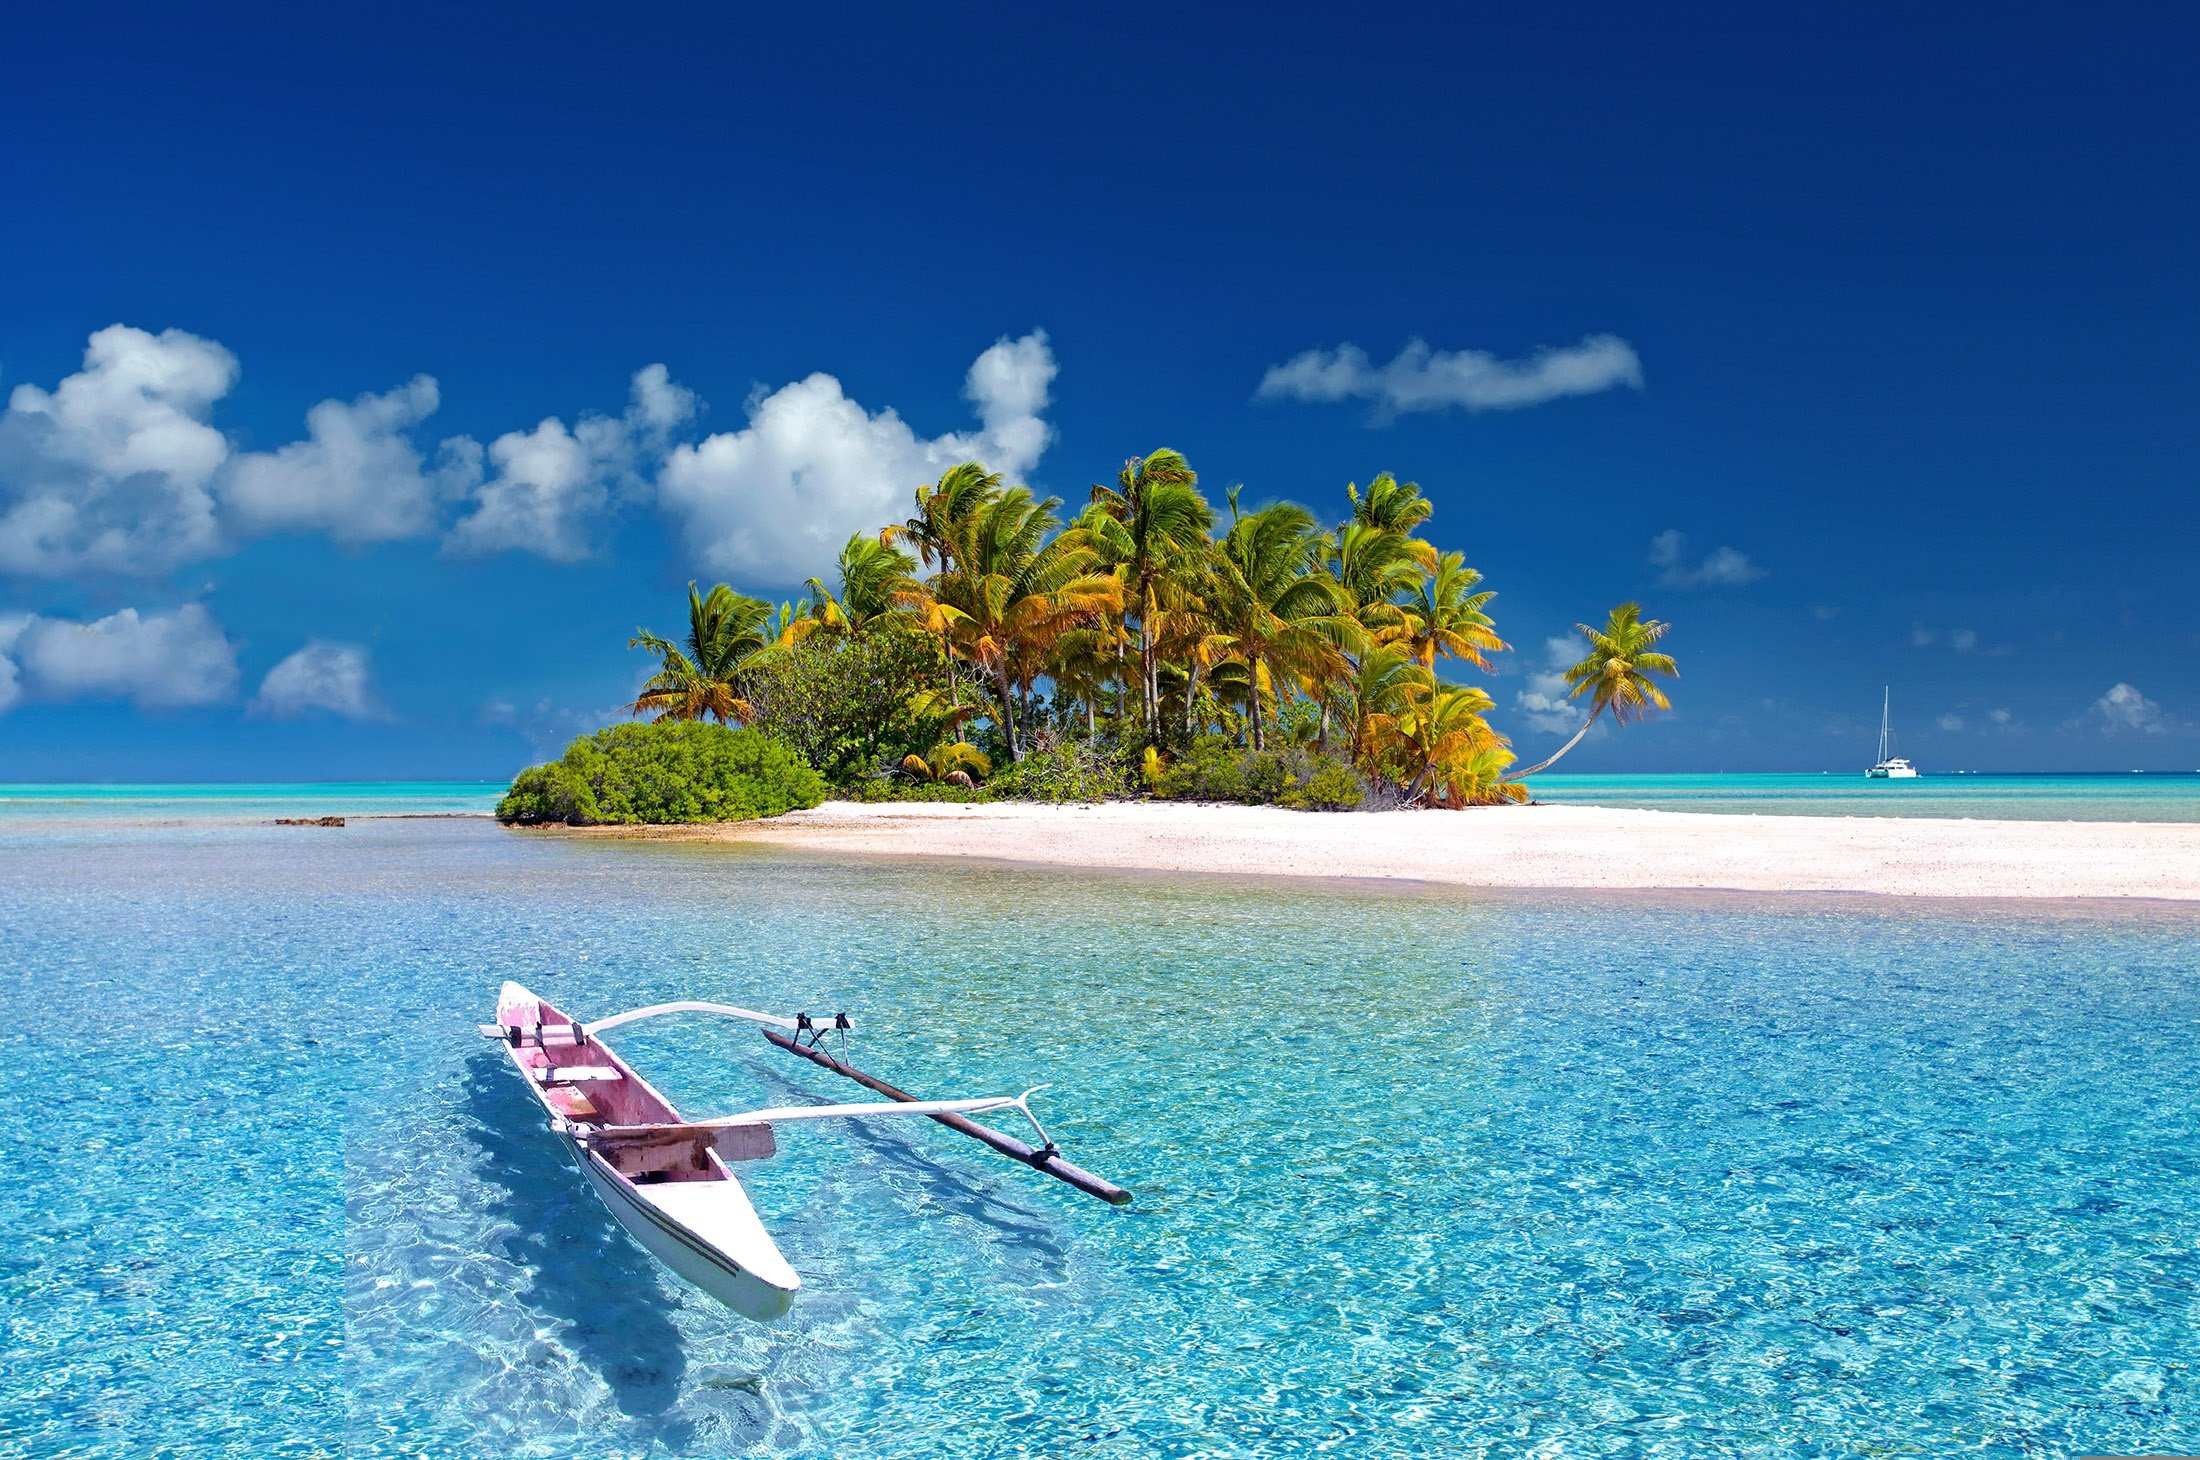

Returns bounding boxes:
[843,779,993,804]
[744,630,950,787]
[496,760,601,824]
[990,737,1137,803]
[497,721,828,825]
[1279,754,1368,811]
[1150,734,1367,811]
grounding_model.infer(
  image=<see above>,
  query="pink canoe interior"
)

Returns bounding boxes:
[499,987,727,1186]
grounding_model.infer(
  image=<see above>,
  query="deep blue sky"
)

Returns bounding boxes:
[3,3,2195,778]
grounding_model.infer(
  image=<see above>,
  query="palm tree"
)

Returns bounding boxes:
[804,533,918,635]
[765,597,817,650]
[1384,550,1507,671]
[1432,743,1529,808]
[1205,494,1362,749]
[628,581,774,724]
[1513,602,1679,776]
[1327,520,1427,629]
[1087,449,1212,737]
[911,487,1122,759]
[1049,624,1123,737]
[1341,646,1429,772]
[901,741,992,787]
[1390,683,1512,805]
[1348,472,1437,559]
[884,461,1002,575]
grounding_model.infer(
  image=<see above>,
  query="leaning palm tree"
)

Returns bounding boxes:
[1384,550,1507,671]
[1087,449,1212,737]
[628,581,775,723]
[1513,602,1679,776]
[1204,494,1362,749]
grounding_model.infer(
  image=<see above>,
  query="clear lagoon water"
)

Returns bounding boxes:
[3,809,2197,1457]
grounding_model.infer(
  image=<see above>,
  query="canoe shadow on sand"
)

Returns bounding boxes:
[460,1049,761,1443]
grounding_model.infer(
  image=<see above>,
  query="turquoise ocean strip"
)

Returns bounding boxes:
[1530,771,2200,821]
[4,774,2197,824]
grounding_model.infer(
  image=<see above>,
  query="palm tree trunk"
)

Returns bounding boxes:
[1248,670,1265,751]
[1183,662,1200,739]
[995,664,1022,760]
[1514,704,1602,777]
[1402,763,1433,804]
[1138,577,1158,738]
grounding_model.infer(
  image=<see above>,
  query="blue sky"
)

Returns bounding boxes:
[2,3,2196,779]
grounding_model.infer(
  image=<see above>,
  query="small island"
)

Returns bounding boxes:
[500,457,1675,824]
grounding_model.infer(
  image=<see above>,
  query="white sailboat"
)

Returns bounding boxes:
[1866,687,1919,778]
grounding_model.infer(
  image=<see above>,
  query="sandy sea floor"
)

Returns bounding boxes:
[545,800,2200,901]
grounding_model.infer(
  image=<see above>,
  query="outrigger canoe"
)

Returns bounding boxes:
[483,981,1128,1323]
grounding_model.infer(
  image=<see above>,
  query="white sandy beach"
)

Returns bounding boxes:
[581,800,2200,902]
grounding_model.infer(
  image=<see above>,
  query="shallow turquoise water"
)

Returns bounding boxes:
[3,817,2196,1458]
[5,774,2198,826]
[1530,772,2200,822]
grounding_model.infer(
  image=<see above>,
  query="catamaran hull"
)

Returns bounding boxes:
[569,1138,797,1324]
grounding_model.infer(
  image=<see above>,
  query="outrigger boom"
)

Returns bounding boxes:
[483,982,1128,1324]
[597,1087,1055,1147]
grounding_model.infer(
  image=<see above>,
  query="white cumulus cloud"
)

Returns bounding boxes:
[657,331,1056,583]
[253,641,383,719]
[448,365,698,560]
[1649,530,1766,588]
[2089,682,2169,735]
[0,614,23,713]
[1257,334,1642,418]
[0,325,238,576]
[2,324,700,574]
[224,376,477,544]
[6,603,238,709]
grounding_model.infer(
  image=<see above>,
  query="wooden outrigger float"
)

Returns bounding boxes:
[482,982,1129,1323]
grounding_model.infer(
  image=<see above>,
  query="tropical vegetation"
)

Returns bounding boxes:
[497,722,827,825]
[513,451,1678,818]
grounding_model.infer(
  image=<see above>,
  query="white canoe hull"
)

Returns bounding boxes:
[569,1136,798,1323]
[494,980,800,1324]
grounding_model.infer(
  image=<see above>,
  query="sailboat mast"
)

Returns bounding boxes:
[1879,687,1891,764]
